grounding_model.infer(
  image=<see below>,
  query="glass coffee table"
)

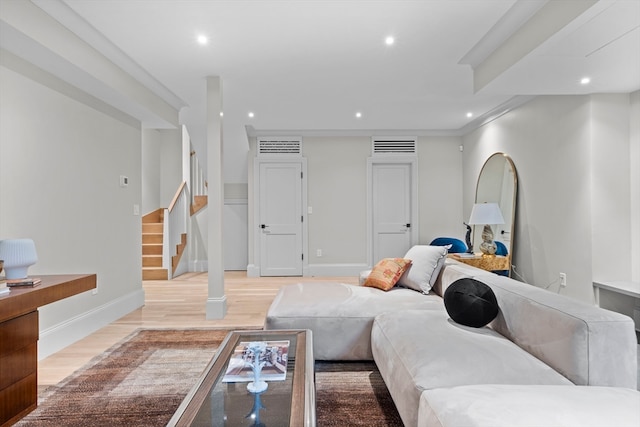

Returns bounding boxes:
[168,329,315,426]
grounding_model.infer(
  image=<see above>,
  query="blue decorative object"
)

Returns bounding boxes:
[246,390,266,426]
[430,237,467,254]
[495,241,508,256]
[245,342,269,393]
[493,241,509,276]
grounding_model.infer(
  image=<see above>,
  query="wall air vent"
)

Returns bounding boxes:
[372,137,417,155]
[258,137,302,157]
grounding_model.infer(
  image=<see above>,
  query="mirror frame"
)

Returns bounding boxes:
[474,153,518,273]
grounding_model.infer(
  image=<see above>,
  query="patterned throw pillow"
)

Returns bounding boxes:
[363,258,413,291]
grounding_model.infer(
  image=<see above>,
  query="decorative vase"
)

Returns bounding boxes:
[478,225,497,256]
[0,239,38,279]
[245,342,269,393]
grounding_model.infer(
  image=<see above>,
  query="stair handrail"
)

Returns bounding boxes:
[169,181,187,213]
[164,181,189,278]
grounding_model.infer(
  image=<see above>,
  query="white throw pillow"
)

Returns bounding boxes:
[397,245,448,293]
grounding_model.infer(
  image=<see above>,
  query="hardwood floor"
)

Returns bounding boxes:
[37,271,358,391]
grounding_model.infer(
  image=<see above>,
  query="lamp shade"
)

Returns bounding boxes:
[468,203,505,225]
[0,239,38,279]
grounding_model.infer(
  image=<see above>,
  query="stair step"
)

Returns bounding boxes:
[143,255,162,267]
[142,234,163,244]
[143,268,168,280]
[142,208,164,224]
[143,244,162,255]
[142,223,163,233]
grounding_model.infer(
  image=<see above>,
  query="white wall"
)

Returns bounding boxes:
[590,94,632,281]
[305,136,370,266]
[159,129,182,207]
[0,62,144,358]
[463,94,636,306]
[247,135,464,275]
[417,136,465,242]
[223,183,248,270]
[630,91,640,282]
[142,129,181,215]
[142,129,161,214]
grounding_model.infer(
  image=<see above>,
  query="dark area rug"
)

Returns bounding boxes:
[16,329,402,426]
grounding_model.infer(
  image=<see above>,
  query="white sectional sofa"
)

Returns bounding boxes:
[265,256,639,426]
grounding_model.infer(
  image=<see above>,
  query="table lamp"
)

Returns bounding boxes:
[0,239,38,279]
[468,203,505,256]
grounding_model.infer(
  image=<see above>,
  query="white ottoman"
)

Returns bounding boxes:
[264,281,443,360]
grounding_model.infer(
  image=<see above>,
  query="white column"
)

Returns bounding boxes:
[206,76,227,318]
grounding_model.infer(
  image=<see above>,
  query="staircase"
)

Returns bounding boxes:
[142,208,190,281]
[190,195,208,215]
[142,209,168,280]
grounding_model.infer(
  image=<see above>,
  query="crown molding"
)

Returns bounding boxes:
[245,95,536,139]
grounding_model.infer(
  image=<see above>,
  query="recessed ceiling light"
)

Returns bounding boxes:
[197,34,208,45]
[248,112,255,118]
[355,112,362,118]
[466,112,473,118]
[580,77,591,85]
[219,112,224,117]
[385,36,395,46]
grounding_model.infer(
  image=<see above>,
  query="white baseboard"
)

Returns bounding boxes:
[206,295,228,319]
[38,289,145,360]
[247,264,260,277]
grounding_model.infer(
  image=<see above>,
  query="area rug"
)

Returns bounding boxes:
[16,329,402,426]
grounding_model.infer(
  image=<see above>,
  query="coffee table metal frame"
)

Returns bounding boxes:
[168,329,315,426]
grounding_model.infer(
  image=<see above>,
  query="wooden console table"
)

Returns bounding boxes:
[448,253,510,272]
[0,274,96,427]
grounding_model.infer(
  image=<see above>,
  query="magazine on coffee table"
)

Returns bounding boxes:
[222,340,289,383]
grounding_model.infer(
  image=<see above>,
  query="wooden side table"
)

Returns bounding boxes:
[0,274,96,427]
[448,253,510,273]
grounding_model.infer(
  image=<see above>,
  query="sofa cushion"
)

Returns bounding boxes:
[443,278,498,328]
[398,245,448,293]
[371,310,572,427]
[418,384,640,427]
[476,273,638,388]
[363,258,412,291]
[264,282,444,360]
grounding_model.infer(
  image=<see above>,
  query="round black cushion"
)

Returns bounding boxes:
[444,278,499,328]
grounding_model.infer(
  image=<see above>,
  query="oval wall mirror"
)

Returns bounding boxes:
[473,153,518,272]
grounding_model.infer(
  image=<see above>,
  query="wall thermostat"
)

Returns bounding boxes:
[120,175,129,187]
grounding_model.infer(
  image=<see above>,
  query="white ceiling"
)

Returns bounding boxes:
[2,1,639,157]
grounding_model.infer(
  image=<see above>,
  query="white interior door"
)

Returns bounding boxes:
[259,162,303,276]
[372,162,414,262]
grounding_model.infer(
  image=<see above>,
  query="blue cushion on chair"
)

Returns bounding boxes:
[493,241,509,275]
[495,241,508,256]
[429,237,467,254]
